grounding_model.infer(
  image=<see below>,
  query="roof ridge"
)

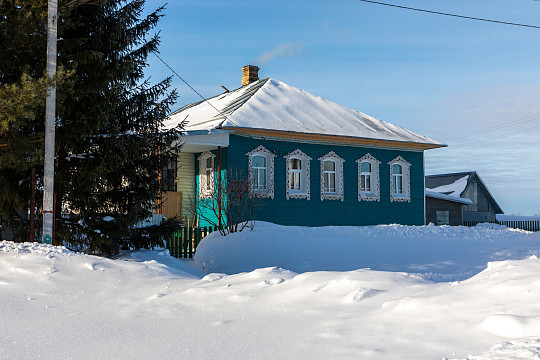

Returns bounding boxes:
[218,78,270,125]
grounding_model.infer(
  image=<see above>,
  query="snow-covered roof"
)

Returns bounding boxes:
[426,175,469,198]
[426,172,503,214]
[425,190,473,205]
[164,78,444,149]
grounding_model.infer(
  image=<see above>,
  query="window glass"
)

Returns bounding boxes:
[392,164,402,174]
[361,161,371,173]
[205,169,212,190]
[206,157,212,169]
[322,160,336,193]
[251,155,267,190]
[323,160,335,171]
[258,169,267,188]
[290,158,301,170]
[252,155,266,168]
[361,174,371,192]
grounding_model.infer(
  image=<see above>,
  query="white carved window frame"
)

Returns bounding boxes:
[319,151,344,201]
[198,151,215,199]
[284,149,311,200]
[356,153,380,202]
[246,145,276,199]
[388,156,411,203]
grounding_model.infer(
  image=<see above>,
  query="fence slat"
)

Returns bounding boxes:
[165,225,216,259]
[464,219,540,232]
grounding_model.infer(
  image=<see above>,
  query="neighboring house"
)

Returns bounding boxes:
[426,171,503,223]
[161,65,445,227]
[425,190,472,226]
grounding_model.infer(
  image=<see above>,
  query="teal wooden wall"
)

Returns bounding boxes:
[225,134,425,226]
[195,148,228,228]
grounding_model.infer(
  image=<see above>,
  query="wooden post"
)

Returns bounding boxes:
[42,0,58,245]
[29,168,36,242]
[52,193,56,245]
[183,226,188,258]
[217,146,222,228]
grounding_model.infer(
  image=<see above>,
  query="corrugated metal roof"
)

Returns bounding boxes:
[163,78,444,148]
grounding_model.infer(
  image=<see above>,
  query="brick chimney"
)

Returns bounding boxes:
[242,65,259,86]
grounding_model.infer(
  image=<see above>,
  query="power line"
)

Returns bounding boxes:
[358,0,540,29]
[451,123,540,148]
[152,51,233,123]
[444,113,540,142]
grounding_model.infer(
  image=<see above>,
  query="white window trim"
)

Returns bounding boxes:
[197,151,215,199]
[388,156,411,203]
[246,145,276,199]
[356,153,380,202]
[318,151,344,201]
[284,149,311,200]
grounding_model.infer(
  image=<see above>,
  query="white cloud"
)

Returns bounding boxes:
[253,42,303,65]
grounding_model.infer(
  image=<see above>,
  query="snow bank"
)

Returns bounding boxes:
[3,225,540,359]
[193,222,538,280]
[0,240,73,255]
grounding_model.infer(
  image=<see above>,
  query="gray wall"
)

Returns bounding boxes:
[425,197,464,226]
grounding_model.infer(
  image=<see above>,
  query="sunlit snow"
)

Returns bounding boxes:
[2,223,540,359]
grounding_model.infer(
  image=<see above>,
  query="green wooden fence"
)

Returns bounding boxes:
[464,220,540,232]
[166,226,219,259]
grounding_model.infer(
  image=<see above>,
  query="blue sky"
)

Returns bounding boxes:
[144,0,540,216]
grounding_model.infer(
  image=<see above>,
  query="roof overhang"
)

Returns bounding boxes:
[222,127,447,150]
[174,130,231,153]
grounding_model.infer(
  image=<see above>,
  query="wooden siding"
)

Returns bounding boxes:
[177,152,195,222]
[425,197,464,226]
[162,191,182,219]
[195,148,228,227]
[462,181,498,222]
[227,134,425,226]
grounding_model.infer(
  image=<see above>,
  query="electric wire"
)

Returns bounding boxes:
[450,123,540,148]
[152,51,232,122]
[443,113,540,142]
[358,0,540,29]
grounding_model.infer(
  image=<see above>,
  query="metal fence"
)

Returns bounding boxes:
[463,220,540,232]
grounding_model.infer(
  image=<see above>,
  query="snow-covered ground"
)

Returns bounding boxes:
[2,223,540,359]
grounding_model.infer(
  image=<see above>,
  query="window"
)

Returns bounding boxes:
[252,155,267,190]
[392,164,403,194]
[323,160,336,193]
[436,211,450,225]
[289,158,303,191]
[162,157,177,192]
[388,156,411,202]
[198,151,215,198]
[356,154,380,201]
[205,157,213,191]
[284,149,311,200]
[360,162,371,192]
[319,151,344,201]
[246,145,275,198]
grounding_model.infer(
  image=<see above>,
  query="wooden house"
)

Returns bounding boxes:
[160,65,445,227]
[426,171,503,223]
[425,190,472,226]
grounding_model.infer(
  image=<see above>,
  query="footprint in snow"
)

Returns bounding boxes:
[258,278,285,287]
[344,288,382,303]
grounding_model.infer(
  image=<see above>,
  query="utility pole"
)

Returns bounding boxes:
[43,0,58,244]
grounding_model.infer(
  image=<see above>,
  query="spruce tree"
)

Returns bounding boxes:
[0,0,49,235]
[0,0,182,253]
